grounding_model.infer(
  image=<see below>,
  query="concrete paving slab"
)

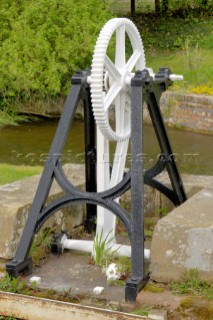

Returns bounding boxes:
[25,250,126,302]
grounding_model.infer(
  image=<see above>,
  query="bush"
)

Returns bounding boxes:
[0,0,113,104]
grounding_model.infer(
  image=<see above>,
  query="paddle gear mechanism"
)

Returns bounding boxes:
[6,18,186,302]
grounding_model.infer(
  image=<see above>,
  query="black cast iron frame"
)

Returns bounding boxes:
[6,68,186,302]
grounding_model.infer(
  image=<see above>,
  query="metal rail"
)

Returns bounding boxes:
[0,291,148,320]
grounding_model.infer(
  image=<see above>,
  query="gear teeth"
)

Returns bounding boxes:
[91,18,146,142]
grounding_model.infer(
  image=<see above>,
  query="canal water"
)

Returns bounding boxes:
[0,119,212,175]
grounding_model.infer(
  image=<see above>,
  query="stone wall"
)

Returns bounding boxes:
[21,92,213,134]
[144,92,213,134]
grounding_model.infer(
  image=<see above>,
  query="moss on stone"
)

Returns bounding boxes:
[143,283,165,293]
[180,296,213,320]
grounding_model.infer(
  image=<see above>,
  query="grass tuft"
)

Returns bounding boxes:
[170,269,213,299]
[93,229,115,265]
[132,305,152,317]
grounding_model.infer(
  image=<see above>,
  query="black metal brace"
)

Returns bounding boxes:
[6,68,186,302]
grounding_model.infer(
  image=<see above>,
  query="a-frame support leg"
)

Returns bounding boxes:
[125,71,149,301]
[6,72,87,276]
[125,68,186,301]
[146,84,186,205]
[83,82,97,233]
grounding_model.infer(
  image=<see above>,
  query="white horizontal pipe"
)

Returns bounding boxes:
[62,239,93,254]
[169,74,183,81]
[61,238,150,260]
[110,244,150,260]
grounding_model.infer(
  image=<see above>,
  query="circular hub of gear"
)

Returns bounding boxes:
[91,18,146,141]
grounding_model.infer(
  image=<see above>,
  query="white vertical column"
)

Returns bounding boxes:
[96,127,110,239]
[96,129,129,242]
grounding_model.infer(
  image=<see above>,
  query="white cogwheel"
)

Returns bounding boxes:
[90,18,146,141]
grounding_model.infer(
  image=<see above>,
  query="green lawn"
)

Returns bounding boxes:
[0,164,42,185]
[146,48,213,94]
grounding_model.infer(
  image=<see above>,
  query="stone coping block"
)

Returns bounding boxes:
[144,173,213,217]
[150,183,213,282]
[0,164,85,259]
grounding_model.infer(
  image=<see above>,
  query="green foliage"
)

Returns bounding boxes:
[133,11,212,52]
[156,207,168,218]
[170,269,213,299]
[0,0,212,116]
[132,305,152,317]
[110,0,212,15]
[166,0,212,13]
[0,0,113,105]
[0,108,29,128]
[0,274,32,295]
[114,256,131,280]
